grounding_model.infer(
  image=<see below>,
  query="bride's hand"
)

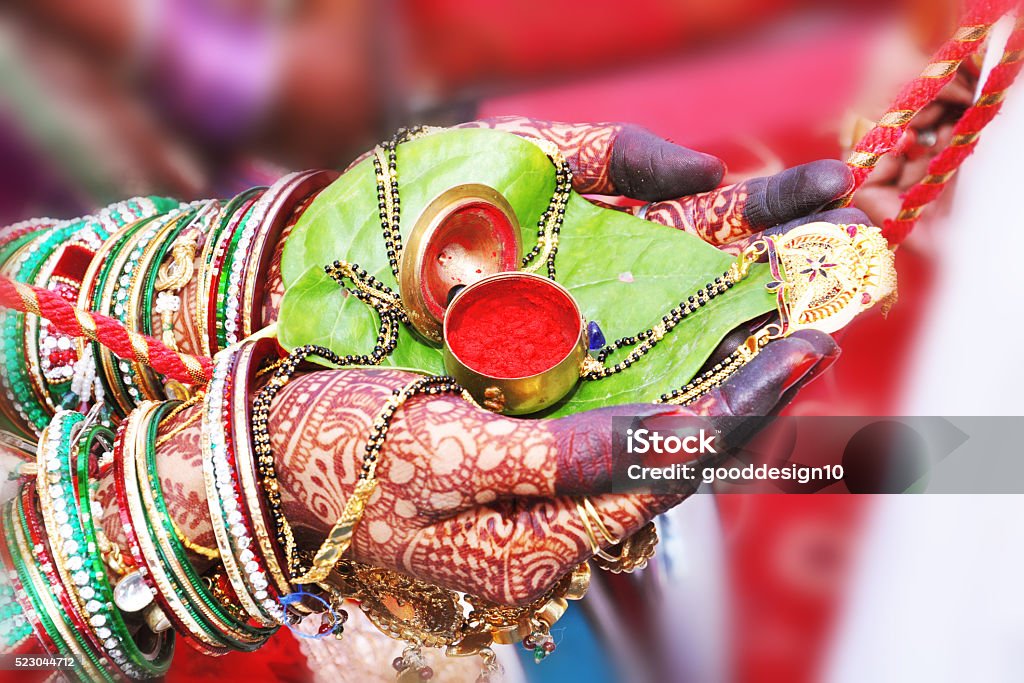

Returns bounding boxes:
[191,330,836,605]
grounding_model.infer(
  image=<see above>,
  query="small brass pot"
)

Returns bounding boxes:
[442,272,588,415]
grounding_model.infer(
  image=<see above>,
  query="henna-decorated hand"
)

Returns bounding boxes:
[241,116,870,342]
[461,116,871,252]
[139,118,852,606]
[132,330,834,606]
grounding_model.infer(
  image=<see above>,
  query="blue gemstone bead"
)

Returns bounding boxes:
[587,321,606,351]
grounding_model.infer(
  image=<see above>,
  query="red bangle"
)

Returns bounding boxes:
[19,483,119,673]
[0,500,60,659]
[240,170,338,338]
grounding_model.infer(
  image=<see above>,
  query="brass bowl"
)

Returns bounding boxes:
[443,272,587,415]
[400,184,521,344]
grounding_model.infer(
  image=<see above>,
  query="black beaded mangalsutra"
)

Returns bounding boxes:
[252,344,348,578]
[324,260,407,365]
[374,127,426,281]
[582,270,739,381]
[374,127,572,283]
[253,338,470,583]
[364,126,762,407]
[517,143,572,280]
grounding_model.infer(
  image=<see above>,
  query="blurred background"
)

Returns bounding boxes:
[1,1,1022,682]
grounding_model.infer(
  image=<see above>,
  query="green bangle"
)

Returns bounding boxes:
[0,581,32,649]
[197,189,263,355]
[74,421,175,677]
[138,402,270,650]
[96,209,189,412]
[3,500,74,660]
[0,229,42,266]
[215,201,260,349]
[35,411,146,677]
[0,503,38,650]
[6,495,112,680]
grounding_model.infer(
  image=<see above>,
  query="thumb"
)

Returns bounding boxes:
[550,330,840,496]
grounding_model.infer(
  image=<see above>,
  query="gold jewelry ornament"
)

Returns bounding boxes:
[575,497,622,562]
[662,222,897,405]
[576,498,659,573]
[591,522,659,574]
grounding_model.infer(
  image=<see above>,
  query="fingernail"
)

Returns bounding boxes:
[779,332,840,394]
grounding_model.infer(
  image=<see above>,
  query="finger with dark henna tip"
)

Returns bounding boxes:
[549,330,839,496]
[642,160,855,245]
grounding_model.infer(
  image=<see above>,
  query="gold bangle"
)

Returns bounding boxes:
[126,213,189,401]
[193,219,220,358]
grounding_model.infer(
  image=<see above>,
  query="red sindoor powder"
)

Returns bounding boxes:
[445,276,579,378]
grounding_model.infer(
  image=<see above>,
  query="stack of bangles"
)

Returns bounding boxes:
[0,170,335,438]
[0,176,338,671]
[0,166,646,679]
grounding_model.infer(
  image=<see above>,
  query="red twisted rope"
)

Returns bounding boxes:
[843,0,1023,244]
[886,16,1024,243]
[0,275,213,385]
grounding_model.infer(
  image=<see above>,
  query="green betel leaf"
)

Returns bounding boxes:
[280,128,776,416]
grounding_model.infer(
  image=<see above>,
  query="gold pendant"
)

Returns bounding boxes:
[751,221,897,339]
[664,223,897,405]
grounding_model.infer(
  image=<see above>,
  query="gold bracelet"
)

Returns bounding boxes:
[168,516,220,562]
[193,212,223,358]
[154,407,203,448]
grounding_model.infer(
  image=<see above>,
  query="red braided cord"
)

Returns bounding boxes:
[0,275,213,385]
[841,1,1016,220]
[885,16,1024,244]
